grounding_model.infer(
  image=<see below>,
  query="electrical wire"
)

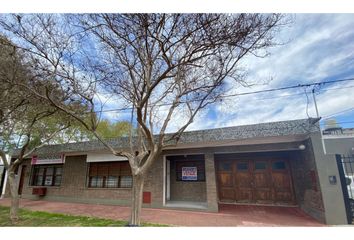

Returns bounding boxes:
[303,87,311,118]
[322,107,354,120]
[94,77,354,114]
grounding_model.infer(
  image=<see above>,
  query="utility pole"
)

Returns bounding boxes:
[312,88,320,118]
[312,88,327,154]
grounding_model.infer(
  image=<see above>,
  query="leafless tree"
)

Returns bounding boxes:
[0,13,286,225]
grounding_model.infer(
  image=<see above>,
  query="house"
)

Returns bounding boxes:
[323,127,354,156]
[3,118,349,225]
[322,127,354,223]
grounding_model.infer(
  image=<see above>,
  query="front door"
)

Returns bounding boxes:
[253,160,272,203]
[271,160,294,203]
[217,158,295,205]
[234,161,253,202]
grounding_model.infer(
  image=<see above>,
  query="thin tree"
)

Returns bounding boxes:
[0,37,71,222]
[0,14,286,225]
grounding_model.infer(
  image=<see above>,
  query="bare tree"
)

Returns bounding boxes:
[0,13,286,225]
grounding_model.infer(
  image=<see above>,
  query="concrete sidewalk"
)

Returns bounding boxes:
[0,198,324,226]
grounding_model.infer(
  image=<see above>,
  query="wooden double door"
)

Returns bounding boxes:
[217,158,295,205]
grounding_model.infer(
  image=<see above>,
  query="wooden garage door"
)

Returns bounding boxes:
[217,159,295,205]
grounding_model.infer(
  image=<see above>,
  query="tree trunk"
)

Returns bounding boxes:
[8,170,20,222]
[129,173,145,226]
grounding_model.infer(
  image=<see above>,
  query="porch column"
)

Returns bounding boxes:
[205,153,218,212]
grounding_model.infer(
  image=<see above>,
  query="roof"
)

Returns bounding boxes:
[14,118,320,156]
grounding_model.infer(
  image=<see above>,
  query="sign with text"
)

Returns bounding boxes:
[31,154,65,165]
[182,167,197,181]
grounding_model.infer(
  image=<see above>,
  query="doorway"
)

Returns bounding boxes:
[216,154,295,205]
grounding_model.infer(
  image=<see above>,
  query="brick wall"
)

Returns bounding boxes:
[21,156,133,205]
[143,155,164,207]
[17,151,215,210]
[169,159,207,202]
[205,153,218,211]
[13,140,327,219]
[290,139,325,222]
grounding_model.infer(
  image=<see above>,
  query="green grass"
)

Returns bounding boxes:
[0,206,167,227]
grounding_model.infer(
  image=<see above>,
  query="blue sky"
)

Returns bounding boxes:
[98,14,354,132]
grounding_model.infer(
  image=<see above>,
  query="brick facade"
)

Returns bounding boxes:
[12,139,326,222]
[7,119,335,222]
[169,167,207,202]
[20,156,132,205]
[289,139,325,222]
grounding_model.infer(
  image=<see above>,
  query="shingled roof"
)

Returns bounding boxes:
[17,118,320,157]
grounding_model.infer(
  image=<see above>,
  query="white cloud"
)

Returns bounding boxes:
[97,14,354,131]
[189,14,354,130]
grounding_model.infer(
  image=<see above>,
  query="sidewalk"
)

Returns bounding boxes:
[0,198,324,226]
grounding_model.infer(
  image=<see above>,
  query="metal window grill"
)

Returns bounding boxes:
[336,154,354,224]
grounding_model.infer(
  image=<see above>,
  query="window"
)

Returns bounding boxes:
[255,161,267,170]
[88,161,132,188]
[219,162,232,171]
[237,162,248,171]
[176,159,205,182]
[272,161,286,170]
[31,164,63,186]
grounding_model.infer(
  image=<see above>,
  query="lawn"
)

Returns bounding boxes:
[0,206,167,227]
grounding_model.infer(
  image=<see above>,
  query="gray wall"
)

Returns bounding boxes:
[324,137,354,176]
[324,137,354,156]
[310,133,348,225]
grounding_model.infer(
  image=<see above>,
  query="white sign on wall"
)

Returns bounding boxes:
[31,154,65,165]
[182,167,198,181]
[86,153,128,162]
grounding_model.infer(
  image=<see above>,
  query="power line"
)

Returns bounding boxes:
[322,107,354,119]
[318,84,354,93]
[332,121,354,125]
[95,77,354,114]
[239,92,305,101]
[100,92,307,114]
[219,77,354,98]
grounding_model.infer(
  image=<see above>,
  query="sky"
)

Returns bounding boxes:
[1,3,353,240]
[99,14,354,132]
[2,10,351,150]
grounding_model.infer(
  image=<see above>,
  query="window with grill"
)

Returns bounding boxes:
[175,160,205,182]
[31,164,63,186]
[88,161,132,188]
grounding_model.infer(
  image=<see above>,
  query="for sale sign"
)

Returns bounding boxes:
[182,167,197,180]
